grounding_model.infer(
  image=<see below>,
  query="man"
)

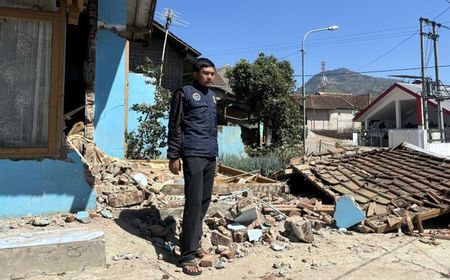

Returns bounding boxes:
[167,58,217,276]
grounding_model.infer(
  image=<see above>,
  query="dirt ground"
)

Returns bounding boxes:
[3,209,449,280]
[305,132,354,154]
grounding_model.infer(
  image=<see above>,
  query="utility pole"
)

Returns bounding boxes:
[431,21,445,142]
[419,18,429,132]
[420,17,446,143]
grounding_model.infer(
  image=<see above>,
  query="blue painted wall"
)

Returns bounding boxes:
[218,126,247,157]
[94,29,127,158]
[0,151,96,218]
[98,0,127,25]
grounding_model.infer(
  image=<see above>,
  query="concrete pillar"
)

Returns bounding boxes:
[364,118,369,130]
[395,100,401,129]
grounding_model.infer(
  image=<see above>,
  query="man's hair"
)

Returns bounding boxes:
[193,58,215,73]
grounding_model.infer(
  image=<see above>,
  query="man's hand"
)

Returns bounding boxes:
[169,158,181,175]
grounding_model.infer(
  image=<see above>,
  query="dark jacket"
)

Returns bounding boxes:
[167,81,218,159]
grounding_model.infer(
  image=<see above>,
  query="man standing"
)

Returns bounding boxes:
[167,58,217,276]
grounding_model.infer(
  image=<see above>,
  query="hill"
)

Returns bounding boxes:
[304,68,400,96]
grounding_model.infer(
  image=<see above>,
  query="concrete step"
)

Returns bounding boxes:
[0,228,105,279]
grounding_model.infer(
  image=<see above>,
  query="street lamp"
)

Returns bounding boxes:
[301,25,339,154]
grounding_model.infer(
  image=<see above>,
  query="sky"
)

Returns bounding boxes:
[155,1,450,87]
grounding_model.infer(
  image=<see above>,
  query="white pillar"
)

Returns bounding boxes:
[395,100,401,129]
[364,118,369,129]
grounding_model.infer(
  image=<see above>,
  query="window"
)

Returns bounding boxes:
[0,5,65,158]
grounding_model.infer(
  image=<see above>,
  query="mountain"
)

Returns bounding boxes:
[304,68,400,96]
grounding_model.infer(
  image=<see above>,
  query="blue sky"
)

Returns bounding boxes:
[155,1,450,86]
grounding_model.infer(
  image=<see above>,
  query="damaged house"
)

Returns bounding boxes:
[0,0,162,218]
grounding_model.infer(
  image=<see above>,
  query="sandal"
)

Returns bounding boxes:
[195,248,208,258]
[181,259,202,276]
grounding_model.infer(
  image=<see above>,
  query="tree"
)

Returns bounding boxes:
[126,58,171,159]
[227,53,303,148]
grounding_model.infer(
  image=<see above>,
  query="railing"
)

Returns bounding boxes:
[358,129,389,147]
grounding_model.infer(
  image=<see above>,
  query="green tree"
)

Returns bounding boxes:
[126,58,171,159]
[227,53,303,148]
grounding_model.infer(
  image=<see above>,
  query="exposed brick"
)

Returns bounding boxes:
[210,230,233,247]
[199,254,215,267]
[108,190,145,207]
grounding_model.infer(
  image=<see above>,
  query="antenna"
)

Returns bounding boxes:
[156,8,189,87]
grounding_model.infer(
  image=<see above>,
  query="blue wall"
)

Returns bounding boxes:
[98,0,127,25]
[0,151,96,218]
[94,30,127,158]
[218,126,247,157]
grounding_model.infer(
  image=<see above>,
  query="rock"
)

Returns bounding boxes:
[211,230,233,247]
[199,255,215,267]
[217,225,232,238]
[285,217,314,243]
[357,224,374,233]
[132,173,148,188]
[271,243,287,251]
[215,257,227,269]
[108,190,146,207]
[65,214,76,223]
[232,230,247,243]
[100,210,114,219]
[32,217,51,227]
[220,244,238,259]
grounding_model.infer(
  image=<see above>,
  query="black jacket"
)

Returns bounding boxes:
[167,81,218,159]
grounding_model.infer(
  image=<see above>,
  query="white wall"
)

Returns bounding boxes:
[388,129,425,148]
[307,109,359,131]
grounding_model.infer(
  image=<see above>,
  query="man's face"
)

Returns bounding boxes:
[194,66,216,87]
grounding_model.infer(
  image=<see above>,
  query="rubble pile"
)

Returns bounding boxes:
[114,188,337,269]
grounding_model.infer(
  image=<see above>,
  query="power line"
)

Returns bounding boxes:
[294,64,450,77]
[356,6,450,70]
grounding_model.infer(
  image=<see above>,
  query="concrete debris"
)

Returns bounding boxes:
[284,216,314,243]
[31,217,51,227]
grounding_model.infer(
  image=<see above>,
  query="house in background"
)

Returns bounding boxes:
[129,21,201,92]
[353,82,450,156]
[292,92,373,138]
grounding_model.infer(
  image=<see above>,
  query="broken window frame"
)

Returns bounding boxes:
[0,5,65,159]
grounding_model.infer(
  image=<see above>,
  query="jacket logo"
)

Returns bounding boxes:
[192,93,201,101]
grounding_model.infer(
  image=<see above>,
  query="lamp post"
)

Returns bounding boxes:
[301,25,339,154]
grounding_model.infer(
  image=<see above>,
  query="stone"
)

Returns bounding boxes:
[199,254,215,267]
[357,224,375,234]
[108,190,146,207]
[285,217,314,243]
[32,217,51,227]
[100,210,113,219]
[65,214,76,223]
[232,231,246,243]
[217,225,232,238]
[220,244,238,259]
[210,230,233,247]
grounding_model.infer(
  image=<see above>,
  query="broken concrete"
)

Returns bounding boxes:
[0,228,105,278]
